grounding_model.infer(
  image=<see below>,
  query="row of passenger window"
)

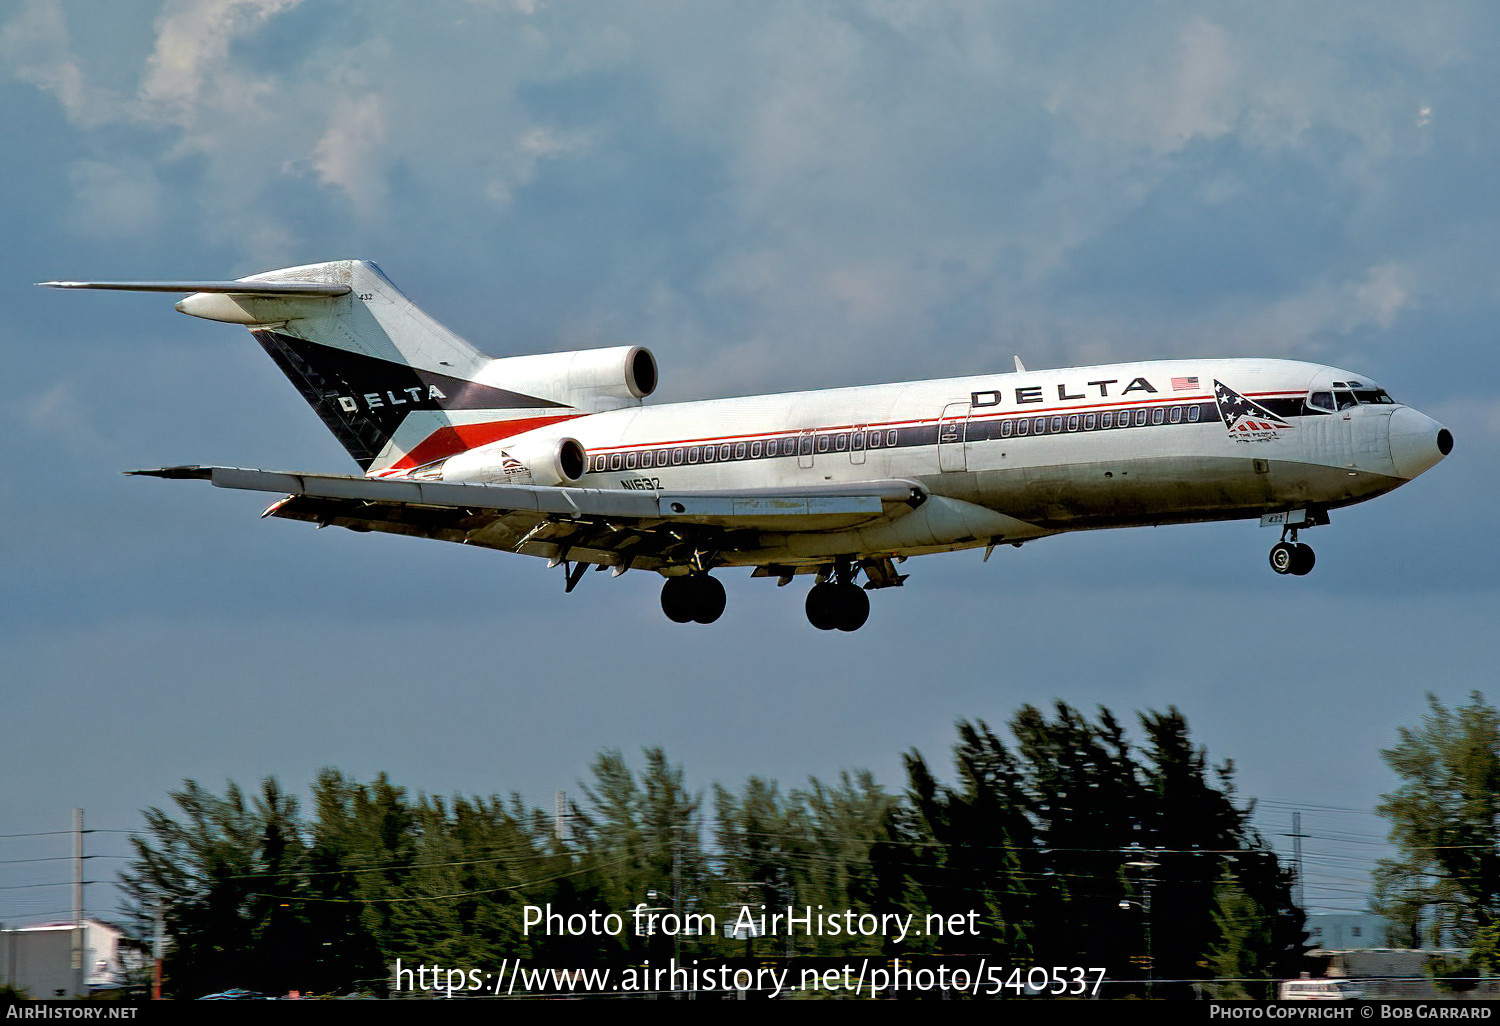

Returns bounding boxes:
[978,402,1205,440]
[589,429,904,473]
[586,402,1210,474]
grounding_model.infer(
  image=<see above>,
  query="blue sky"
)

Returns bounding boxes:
[2,0,1497,924]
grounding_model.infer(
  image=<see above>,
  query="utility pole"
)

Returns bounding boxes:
[672,823,683,972]
[1124,849,1159,999]
[152,903,165,1000]
[1291,811,1306,910]
[72,808,84,999]
[554,790,569,846]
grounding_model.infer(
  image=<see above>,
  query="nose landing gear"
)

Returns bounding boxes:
[1269,540,1315,576]
[1263,510,1327,577]
[1267,515,1319,576]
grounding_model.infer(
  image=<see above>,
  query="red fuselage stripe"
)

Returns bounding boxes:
[388,414,584,470]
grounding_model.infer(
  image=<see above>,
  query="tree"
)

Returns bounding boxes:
[1135,710,1303,996]
[1374,691,1500,968]
[119,778,309,997]
[570,747,705,961]
[872,706,1303,994]
[123,770,576,995]
[1207,870,1270,999]
[714,770,892,954]
[117,727,1301,997]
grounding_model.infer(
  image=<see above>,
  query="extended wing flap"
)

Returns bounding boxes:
[128,467,929,564]
[133,466,667,518]
[263,493,691,570]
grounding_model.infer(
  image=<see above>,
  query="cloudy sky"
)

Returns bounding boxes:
[3,0,1496,925]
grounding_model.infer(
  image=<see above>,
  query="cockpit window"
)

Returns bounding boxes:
[1310,384,1395,411]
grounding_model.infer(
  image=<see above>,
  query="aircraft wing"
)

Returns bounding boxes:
[130,466,929,573]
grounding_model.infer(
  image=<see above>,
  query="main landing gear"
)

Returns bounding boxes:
[658,557,889,631]
[804,562,871,632]
[660,573,726,624]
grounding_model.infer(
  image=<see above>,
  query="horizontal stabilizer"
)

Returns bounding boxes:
[39,280,351,296]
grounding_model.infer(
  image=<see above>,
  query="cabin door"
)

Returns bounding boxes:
[938,402,971,473]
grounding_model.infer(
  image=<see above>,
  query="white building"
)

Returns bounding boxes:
[1305,913,1386,949]
[0,920,131,998]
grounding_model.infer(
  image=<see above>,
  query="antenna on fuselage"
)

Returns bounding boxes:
[1013,355,1026,373]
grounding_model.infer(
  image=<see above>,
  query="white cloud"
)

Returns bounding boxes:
[138,0,303,126]
[1045,17,1238,157]
[984,261,1419,367]
[10,379,103,454]
[311,92,388,209]
[2,0,1490,376]
[64,157,163,237]
[0,0,111,126]
[484,127,593,209]
[1248,262,1413,350]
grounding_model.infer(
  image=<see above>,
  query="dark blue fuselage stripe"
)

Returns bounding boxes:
[581,399,1270,476]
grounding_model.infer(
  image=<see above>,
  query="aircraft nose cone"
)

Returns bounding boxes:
[1389,407,1451,479]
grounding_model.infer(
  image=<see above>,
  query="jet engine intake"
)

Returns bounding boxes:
[439,434,587,487]
[480,346,658,412]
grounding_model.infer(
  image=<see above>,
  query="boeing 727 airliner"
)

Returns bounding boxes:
[41,260,1452,631]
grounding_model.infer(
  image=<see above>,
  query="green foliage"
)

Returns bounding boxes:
[570,747,702,919]
[123,770,586,995]
[1207,870,1275,999]
[119,711,1298,997]
[872,704,1304,995]
[118,777,308,997]
[1424,921,1500,991]
[712,770,892,954]
[1374,691,1500,955]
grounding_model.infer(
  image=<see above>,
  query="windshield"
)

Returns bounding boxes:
[1307,380,1395,412]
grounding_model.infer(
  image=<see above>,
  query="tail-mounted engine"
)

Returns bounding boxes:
[481,346,657,413]
[439,434,587,487]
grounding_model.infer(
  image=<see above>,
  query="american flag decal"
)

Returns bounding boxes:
[1172,376,1199,391]
[1213,380,1292,441]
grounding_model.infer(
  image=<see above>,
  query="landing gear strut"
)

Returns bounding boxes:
[660,573,726,624]
[805,561,870,632]
[1269,527,1315,577]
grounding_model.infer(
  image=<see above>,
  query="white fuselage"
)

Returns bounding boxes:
[437,357,1448,567]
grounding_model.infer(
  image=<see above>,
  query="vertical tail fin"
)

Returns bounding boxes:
[230,261,575,474]
[46,261,581,475]
[42,260,655,476]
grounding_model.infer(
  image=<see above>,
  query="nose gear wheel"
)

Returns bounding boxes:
[1269,541,1315,576]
